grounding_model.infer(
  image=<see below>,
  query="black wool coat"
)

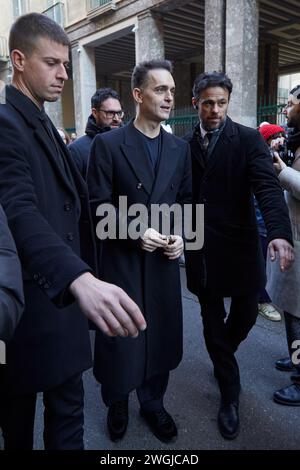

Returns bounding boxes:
[68,114,111,178]
[184,117,293,297]
[87,121,192,393]
[0,86,96,394]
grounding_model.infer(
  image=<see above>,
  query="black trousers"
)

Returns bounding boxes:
[198,290,258,403]
[0,373,84,450]
[102,373,169,412]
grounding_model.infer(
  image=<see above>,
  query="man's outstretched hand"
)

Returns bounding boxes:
[268,239,294,272]
[69,272,146,337]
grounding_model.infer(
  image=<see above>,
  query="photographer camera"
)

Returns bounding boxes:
[270,136,295,167]
[266,84,300,405]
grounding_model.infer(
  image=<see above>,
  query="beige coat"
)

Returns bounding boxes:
[267,148,300,317]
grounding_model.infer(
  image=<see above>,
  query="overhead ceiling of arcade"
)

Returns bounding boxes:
[94,0,300,80]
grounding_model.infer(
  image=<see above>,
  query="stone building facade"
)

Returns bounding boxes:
[1,0,300,134]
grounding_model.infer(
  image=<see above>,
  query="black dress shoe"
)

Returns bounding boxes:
[140,407,177,443]
[217,401,239,440]
[107,399,128,441]
[273,384,300,406]
[275,357,294,372]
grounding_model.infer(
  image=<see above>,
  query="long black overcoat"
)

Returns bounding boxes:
[87,121,191,393]
[0,86,96,394]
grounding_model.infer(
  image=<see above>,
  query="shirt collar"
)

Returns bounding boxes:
[199,117,227,138]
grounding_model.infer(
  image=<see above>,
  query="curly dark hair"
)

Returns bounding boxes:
[193,71,233,100]
[91,88,120,109]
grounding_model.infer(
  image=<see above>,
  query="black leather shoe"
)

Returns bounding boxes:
[273,384,300,406]
[107,399,128,441]
[217,401,239,440]
[140,407,177,443]
[275,357,294,372]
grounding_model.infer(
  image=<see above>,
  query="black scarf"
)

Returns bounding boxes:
[85,114,111,138]
[287,127,300,154]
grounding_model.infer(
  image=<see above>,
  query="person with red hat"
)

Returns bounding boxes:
[259,123,285,147]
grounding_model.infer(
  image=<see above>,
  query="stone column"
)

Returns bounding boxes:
[45,99,63,128]
[265,43,279,105]
[135,11,164,63]
[71,43,96,137]
[173,61,192,109]
[226,0,259,127]
[0,62,10,84]
[204,0,225,72]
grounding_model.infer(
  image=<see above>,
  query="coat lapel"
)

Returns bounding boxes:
[52,125,87,195]
[190,129,206,169]
[150,129,181,203]
[6,86,80,200]
[34,124,79,201]
[120,121,155,196]
[204,117,237,175]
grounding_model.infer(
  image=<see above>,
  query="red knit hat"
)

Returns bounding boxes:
[259,124,284,142]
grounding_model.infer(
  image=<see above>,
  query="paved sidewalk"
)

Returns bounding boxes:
[24,268,300,450]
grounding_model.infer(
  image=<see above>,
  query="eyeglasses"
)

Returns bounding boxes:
[98,109,124,119]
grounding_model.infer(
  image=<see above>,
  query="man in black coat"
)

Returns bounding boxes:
[0,13,145,450]
[184,71,294,440]
[87,60,191,443]
[69,87,124,178]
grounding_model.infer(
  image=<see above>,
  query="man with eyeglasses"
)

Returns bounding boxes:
[184,71,294,440]
[69,87,124,178]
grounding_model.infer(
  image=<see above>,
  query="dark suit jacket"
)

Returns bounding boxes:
[68,114,111,178]
[0,86,96,393]
[0,204,24,343]
[87,120,191,393]
[184,117,293,297]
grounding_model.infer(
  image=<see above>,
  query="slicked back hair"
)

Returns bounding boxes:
[131,59,173,90]
[9,12,70,57]
[193,71,233,101]
[91,88,120,109]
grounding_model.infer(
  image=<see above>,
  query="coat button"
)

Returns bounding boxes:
[64,202,72,211]
[33,273,39,281]
[136,182,142,189]
[171,183,175,190]
[66,232,74,241]
[44,282,51,289]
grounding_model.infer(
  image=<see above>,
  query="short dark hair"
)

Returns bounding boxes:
[131,59,173,90]
[193,71,233,100]
[9,13,70,56]
[91,88,120,109]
